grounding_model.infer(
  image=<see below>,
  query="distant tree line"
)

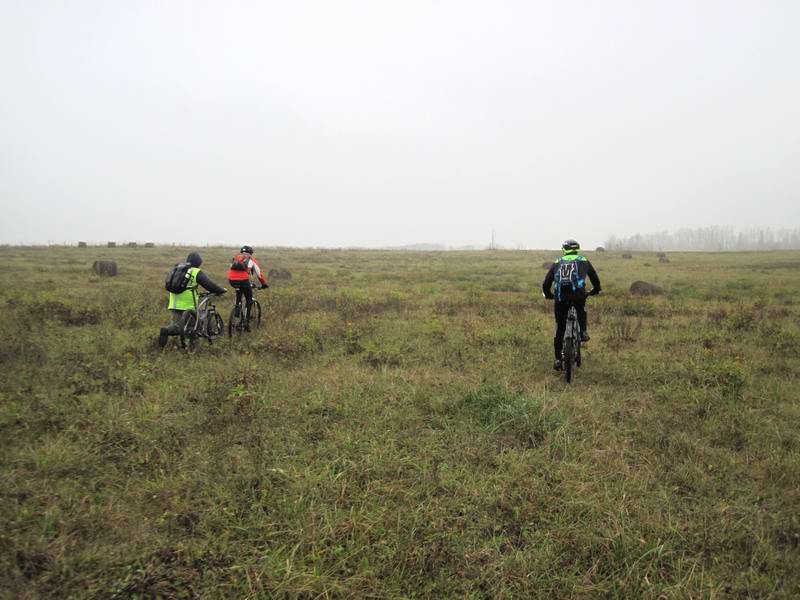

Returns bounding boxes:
[605,227,800,251]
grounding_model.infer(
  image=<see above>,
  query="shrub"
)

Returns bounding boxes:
[621,300,656,317]
[629,281,663,296]
[460,382,564,445]
[607,319,642,346]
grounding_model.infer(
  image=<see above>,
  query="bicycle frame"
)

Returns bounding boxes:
[229,283,262,337]
[233,283,258,318]
[182,292,224,343]
[562,300,583,383]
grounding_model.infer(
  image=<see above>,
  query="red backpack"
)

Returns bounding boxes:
[230,253,250,272]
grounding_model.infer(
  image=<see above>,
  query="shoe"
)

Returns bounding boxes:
[158,327,168,348]
[553,359,562,371]
[580,331,590,342]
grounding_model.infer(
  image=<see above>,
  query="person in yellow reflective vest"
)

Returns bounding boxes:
[159,251,226,348]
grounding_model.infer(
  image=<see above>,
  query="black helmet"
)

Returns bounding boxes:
[561,239,580,254]
[240,245,254,255]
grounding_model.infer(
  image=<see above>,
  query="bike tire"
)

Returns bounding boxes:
[252,300,262,329]
[181,312,198,349]
[564,337,574,383]
[207,311,224,342]
[228,306,243,338]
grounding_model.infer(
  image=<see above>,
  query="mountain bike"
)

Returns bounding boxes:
[228,283,262,338]
[181,292,225,348]
[562,301,583,384]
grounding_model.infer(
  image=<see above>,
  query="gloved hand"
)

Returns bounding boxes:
[589,288,601,296]
[544,292,554,300]
[261,283,269,289]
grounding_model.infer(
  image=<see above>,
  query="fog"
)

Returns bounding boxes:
[1,1,798,249]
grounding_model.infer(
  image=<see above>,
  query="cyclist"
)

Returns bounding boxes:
[227,245,269,330]
[159,252,226,348]
[542,239,601,370]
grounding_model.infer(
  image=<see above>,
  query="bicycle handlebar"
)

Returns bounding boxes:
[542,290,600,300]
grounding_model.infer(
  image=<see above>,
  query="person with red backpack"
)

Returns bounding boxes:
[228,245,268,330]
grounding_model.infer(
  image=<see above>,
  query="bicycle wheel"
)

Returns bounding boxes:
[207,311,224,341]
[576,342,582,368]
[181,312,198,349]
[563,337,574,383]
[228,305,243,338]
[251,300,262,329]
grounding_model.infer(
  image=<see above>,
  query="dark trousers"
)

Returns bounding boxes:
[230,280,254,319]
[554,298,587,360]
[165,309,192,336]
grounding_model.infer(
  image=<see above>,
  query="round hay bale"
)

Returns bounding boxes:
[595,246,605,252]
[541,261,554,269]
[78,241,87,248]
[127,242,137,248]
[93,260,118,277]
[656,251,667,259]
[107,241,116,248]
[268,268,293,281]
[629,281,663,296]
[659,256,669,263]
[144,242,155,248]
[622,253,633,259]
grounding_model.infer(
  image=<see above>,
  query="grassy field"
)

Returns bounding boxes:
[1,246,799,598]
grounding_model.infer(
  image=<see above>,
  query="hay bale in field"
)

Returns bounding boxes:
[629,281,663,296]
[541,260,554,269]
[622,253,633,259]
[92,260,118,277]
[268,268,292,281]
[659,256,669,263]
[656,251,667,259]
[595,246,605,252]
[145,242,155,248]
[127,242,137,248]
[107,241,116,248]
[78,241,87,248]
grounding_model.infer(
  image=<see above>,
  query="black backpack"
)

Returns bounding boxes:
[165,262,194,294]
[230,252,250,272]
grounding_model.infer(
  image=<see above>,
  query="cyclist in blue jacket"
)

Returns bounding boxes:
[542,239,602,370]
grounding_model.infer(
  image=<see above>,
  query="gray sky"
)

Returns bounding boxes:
[1,0,798,248]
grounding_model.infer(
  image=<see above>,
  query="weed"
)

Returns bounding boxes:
[1,246,799,597]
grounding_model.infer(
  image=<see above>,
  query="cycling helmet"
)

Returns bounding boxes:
[240,245,254,255]
[562,239,580,254]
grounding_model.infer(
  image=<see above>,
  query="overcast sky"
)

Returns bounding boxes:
[1,1,798,248]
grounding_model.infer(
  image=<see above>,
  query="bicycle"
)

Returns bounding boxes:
[180,292,226,348]
[228,283,262,337]
[561,300,583,384]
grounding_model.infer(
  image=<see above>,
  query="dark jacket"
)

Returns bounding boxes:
[187,251,226,295]
[542,254,601,301]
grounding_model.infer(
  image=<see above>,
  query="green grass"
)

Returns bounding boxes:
[1,247,799,598]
